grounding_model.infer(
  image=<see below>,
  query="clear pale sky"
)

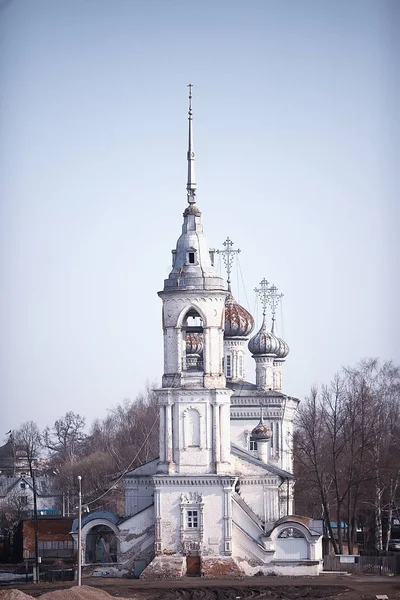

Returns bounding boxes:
[1,0,398,433]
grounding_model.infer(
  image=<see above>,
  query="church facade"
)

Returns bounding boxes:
[76,89,323,578]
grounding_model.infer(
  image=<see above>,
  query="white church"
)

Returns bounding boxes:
[74,88,323,578]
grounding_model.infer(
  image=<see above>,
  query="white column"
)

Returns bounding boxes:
[273,489,279,522]
[154,487,162,555]
[182,411,187,450]
[159,405,165,462]
[166,403,173,465]
[257,439,269,464]
[213,403,221,465]
[203,327,210,374]
[223,486,233,555]
[219,403,230,463]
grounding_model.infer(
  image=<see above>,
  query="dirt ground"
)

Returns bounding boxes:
[1,574,400,600]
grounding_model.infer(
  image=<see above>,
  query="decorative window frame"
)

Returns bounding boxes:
[186,247,198,266]
[180,492,204,555]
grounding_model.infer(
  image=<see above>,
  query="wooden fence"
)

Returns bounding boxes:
[324,553,400,575]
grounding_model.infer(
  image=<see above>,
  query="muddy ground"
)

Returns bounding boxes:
[1,575,400,600]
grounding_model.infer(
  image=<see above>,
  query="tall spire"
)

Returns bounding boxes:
[186,83,196,205]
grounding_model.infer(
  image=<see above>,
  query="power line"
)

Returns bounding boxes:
[86,414,160,507]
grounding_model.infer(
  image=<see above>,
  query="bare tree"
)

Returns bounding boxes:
[43,411,86,463]
[13,421,42,573]
[13,421,42,477]
[0,487,32,554]
[294,359,400,554]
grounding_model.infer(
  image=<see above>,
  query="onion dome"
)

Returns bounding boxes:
[186,332,203,356]
[275,336,289,359]
[251,420,272,441]
[224,293,254,338]
[248,315,280,356]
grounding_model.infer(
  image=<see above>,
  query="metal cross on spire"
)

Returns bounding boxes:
[267,284,284,333]
[188,83,193,110]
[216,237,241,292]
[186,83,196,204]
[254,278,270,316]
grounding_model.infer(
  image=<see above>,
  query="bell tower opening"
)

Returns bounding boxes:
[182,309,204,372]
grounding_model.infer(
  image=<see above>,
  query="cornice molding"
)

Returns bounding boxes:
[152,476,235,486]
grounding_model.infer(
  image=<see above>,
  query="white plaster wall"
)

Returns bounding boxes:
[158,486,226,556]
[158,388,232,475]
[230,421,250,450]
[232,500,263,543]
[232,522,323,576]
[119,505,155,555]
[237,483,279,524]
[125,482,154,517]
[272,563,322,575]
[232,523,272,572]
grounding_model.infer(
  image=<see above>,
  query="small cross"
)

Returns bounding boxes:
[254,278,270,315]
[267,284,284,331]
[217,237,241,290]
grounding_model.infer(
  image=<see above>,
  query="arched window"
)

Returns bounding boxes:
[278,527,305,538]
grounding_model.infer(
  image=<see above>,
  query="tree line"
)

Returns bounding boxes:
[2,360,399,555]
[2,383,159,533]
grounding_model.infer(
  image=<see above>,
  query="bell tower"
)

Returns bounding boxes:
[156,86,233,475]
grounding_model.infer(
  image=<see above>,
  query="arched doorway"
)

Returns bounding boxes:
[85,524,118,563]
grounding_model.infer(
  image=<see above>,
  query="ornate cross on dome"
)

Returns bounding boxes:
[267,284,284,333]
[217,237,241,291]
[254,278,270,316]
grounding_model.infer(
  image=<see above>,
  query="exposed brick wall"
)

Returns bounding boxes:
[201,557,244,578]
[140,556,186,579]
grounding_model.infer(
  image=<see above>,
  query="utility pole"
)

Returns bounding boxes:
[77,475,82,586]
[31,469,39,583]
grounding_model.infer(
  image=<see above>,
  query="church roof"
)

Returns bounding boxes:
[71,510,122,533]
[228,380,287,397]
[124,447,293,480]
[0,439,15,474]
[124,457,159,478]
[0,439,14,459]
[231,443,294,479]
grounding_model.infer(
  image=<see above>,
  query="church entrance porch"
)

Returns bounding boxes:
[186,555,201,577]
[85,524,118,564]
